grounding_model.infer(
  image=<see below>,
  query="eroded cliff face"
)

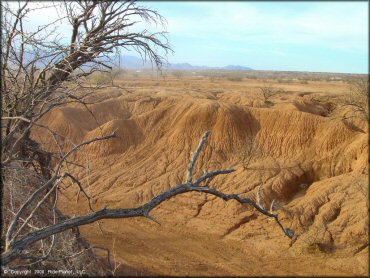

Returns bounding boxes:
[33,86,368,275]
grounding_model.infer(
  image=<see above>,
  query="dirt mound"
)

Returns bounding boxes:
[292,97,332,117]
[84,119,144,155]
[36,87,368,276]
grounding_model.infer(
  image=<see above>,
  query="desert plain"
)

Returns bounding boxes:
[33,71,368,276]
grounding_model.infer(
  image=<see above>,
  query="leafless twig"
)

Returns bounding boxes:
[2,131,295,265]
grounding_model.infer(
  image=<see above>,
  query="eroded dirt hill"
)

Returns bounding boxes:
[33,79,368,276]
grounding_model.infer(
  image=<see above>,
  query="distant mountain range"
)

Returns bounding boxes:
[117,55,253,71]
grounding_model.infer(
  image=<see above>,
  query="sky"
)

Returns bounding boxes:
[9,1,369,74]
[146,1,368,74]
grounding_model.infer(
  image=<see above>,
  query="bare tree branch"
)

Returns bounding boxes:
[5,132,116,250]
[1,1,295,270]
[187,130,210,182]
[2,131,295,266]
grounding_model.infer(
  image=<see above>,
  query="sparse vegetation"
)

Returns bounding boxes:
[227,74,244,82]
[172,70,185,79]
[277,78,293,84]
[342,78,369,121]
[1,1,295,272]
[1,0,171,271]
[90,72,113,86]
[1,1,367,276]
[259,83,282,102]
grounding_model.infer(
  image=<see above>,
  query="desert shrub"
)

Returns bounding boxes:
[209,76,218,82]
[93,68,126,85]
[342,78,369,121]
[160,72,168,80]
[90,72,113,86]
[278,78,293,84]
[259,83,282,102]
[227,74,243,82]
[172,70,184,79]
[1,0,172,270]
[111,68,126,80]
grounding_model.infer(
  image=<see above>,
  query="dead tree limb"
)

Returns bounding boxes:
[2,131,295,266]
[1,2,294,269]
[4,132,116,251]
[1,0,172,271]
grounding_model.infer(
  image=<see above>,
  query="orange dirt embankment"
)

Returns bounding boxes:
[33,81,368,276]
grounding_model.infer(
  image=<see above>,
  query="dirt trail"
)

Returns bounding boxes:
[79,219,367,276]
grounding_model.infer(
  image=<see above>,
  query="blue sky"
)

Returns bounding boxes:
[144,1,368,73]
[15,1,368,74]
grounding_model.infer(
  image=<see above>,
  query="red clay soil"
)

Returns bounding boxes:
[34,78,368,276]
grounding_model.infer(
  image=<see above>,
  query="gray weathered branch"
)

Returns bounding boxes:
[2,131,295,266]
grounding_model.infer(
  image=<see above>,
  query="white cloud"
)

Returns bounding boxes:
[6,1,367,72]
[164,2,368,52]
[11,1,367,52]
